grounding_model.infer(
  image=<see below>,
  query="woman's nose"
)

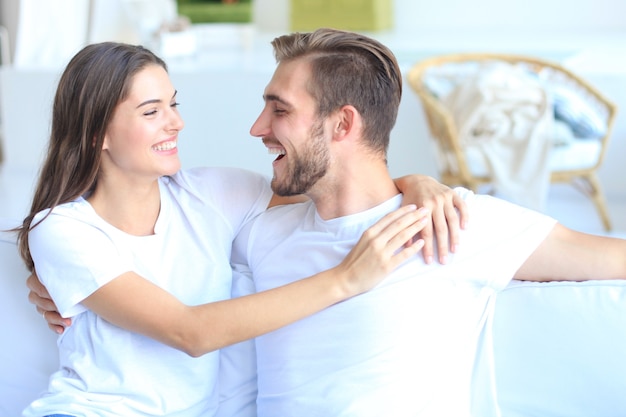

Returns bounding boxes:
[169,109,185,132]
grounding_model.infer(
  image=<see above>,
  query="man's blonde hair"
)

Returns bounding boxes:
[271,28,402,156]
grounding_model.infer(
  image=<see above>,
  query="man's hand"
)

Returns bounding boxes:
[27,271,70,334]
[394,175,468,264]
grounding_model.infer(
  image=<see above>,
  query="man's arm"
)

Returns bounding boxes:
[394,175,468,264]
[515,223,626,281]
[27,272,71,334]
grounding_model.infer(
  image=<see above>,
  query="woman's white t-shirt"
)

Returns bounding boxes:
[23,167,272,417]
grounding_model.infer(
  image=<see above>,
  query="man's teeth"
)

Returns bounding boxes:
[268,148,286,156]
[153,141,177,151]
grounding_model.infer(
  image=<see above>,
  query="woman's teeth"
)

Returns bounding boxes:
[153,141,177,151]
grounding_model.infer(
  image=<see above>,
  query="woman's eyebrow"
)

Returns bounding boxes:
[136,99,161,108]
[136,90,178,109]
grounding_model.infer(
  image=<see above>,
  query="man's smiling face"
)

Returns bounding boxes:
[250,58,331,196]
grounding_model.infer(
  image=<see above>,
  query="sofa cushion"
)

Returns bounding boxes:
[492,279,626,416]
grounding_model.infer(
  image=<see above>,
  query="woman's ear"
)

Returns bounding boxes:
[99,134,109,150]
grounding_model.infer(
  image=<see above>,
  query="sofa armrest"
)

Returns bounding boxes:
[0,221,59,416]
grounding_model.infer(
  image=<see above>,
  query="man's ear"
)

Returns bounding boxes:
[333,105,361,141]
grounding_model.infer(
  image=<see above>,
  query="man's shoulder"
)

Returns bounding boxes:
[452,187,476,203]
[248,200,314,242]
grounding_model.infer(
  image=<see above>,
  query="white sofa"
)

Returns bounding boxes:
[2,216,626,417]
[1,218,58,417]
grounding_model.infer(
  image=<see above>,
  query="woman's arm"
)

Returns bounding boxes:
[269,175,468,265]
[32,205,429,356]
[394,175,468,264]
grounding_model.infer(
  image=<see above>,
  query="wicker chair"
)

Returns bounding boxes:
[407,53,617,231]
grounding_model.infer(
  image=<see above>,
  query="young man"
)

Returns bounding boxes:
[230,28,626,416]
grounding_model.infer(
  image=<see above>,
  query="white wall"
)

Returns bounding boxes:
[251,0,626,33]
[1,0,625,221]
[393,0,626,32]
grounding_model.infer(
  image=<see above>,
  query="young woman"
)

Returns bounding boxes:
[16,42,463,416]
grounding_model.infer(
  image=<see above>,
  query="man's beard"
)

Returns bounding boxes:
[272,119,329,196]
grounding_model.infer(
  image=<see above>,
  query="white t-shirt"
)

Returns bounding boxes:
[23,167,272,417]
[232,188,556,417]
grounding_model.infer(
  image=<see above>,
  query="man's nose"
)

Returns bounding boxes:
[250,109,269,138]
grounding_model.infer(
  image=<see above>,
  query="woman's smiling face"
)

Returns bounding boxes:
[101,64,184,181]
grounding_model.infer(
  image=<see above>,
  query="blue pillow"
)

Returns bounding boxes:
[551,87,606,139]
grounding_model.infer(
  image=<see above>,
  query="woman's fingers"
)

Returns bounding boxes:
[338,205,432,296]
[351,206,429,269]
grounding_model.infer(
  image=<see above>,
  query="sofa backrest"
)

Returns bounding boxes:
[0,219,58,417]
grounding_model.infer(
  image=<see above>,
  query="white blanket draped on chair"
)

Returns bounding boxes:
[442,62,554,211]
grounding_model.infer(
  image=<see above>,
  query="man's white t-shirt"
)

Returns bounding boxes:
[23,167,272,417]
[232,188,557,417]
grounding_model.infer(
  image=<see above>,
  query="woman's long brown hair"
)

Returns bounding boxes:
[15,42,166,271]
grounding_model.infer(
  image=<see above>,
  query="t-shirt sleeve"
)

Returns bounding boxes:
[172,167,273,235]
[29,211,131,317]
[452,188,558,290]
